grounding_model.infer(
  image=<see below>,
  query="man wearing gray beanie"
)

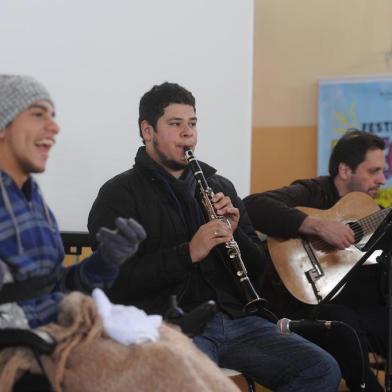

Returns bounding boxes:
[0,75,54,132]
[0,75,146,389]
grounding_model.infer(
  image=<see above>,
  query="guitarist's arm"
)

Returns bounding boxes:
[298,216,355,250]
[244,179,331,238]
[244,176,354,249]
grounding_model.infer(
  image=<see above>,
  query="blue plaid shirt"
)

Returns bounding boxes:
[0,171,117,328]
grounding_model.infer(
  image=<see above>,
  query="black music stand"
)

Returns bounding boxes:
[320,209,392,391]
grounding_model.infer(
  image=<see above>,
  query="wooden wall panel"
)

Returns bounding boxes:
[250,126,317,193]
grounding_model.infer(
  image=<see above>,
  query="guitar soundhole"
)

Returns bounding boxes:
[348,221,364,243]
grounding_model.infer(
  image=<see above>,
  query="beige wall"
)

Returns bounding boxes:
[251,125,317,192]
[251,0,392,193]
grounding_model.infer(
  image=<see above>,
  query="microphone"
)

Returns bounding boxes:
[277,318,367,391]
[277,318,342,334]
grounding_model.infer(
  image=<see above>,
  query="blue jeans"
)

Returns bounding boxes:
[193,313,341,392]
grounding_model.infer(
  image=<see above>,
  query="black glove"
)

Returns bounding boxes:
[96,217,146,267]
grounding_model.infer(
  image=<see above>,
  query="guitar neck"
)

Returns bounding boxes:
[357,206,392,234]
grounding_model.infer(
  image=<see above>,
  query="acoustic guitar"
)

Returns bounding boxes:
[267,192,391,304]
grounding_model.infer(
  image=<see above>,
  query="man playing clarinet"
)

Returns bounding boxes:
[87,81,341,391]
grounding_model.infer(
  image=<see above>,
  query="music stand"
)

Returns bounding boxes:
[320,209,392,391]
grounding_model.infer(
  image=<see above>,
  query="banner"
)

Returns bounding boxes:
[318,76,392,207]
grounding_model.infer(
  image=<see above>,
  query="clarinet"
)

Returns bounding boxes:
[184,148,265,313]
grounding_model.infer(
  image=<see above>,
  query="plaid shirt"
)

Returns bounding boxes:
[0,171,117,328]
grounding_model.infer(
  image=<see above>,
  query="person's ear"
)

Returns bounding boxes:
[338,162,352,180]
[140,120,153,143]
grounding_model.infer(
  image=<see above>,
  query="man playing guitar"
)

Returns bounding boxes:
[244,130,388,392]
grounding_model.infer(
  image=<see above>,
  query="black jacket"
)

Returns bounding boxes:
[88,147,266,316]
[243,176,339,237]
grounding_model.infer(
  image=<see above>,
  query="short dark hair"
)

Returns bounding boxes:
[138,82,196,141]
[328,129,385,177]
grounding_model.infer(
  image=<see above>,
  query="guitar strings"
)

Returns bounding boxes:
[308,208,391,251]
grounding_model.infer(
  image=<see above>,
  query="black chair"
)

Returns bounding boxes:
[0,278,56,391]
[0,232,93,391]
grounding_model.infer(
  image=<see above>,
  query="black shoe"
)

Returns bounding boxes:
[164,296,217,337]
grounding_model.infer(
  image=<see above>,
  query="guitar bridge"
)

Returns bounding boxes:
[305,268,322,282]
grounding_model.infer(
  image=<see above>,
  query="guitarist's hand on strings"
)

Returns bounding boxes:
[189,221,232,263]
[299,216,355,250]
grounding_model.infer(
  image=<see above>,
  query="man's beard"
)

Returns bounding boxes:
[348,180,378,198]
[153,139,187,172]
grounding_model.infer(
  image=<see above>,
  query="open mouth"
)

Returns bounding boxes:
[35,138,55,154]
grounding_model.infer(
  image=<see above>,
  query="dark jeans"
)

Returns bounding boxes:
[193,312,341,392]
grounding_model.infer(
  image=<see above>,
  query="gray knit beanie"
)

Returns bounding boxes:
[0,75,54,132]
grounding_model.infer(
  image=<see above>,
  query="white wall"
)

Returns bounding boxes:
[0,0,254,231]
